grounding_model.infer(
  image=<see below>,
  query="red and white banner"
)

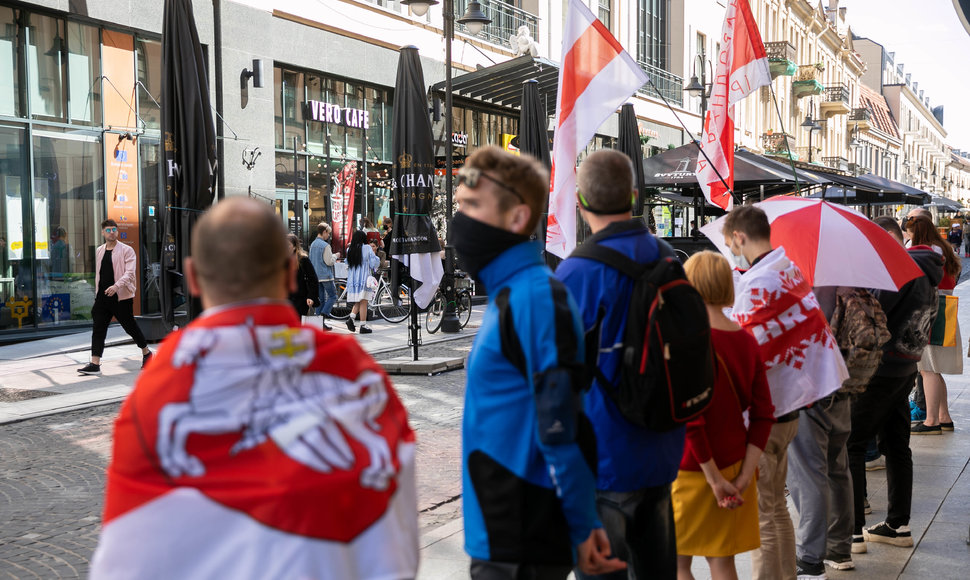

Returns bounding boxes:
[331,161,358,253]
[90,303,419,579]
[546,0,649,258]
[696,0,772,211]
[730,247,847,416]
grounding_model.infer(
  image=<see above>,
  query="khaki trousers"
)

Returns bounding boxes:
[751,419,799,580]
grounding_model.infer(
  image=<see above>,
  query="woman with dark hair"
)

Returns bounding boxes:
[287,233,319,317]
[906,217,962,434]
[345,230,380,334]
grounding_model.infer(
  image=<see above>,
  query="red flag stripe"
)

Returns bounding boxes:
[558,21,624,123]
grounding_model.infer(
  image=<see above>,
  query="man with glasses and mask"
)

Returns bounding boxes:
[452,146,624,580]
[78,219,152,375]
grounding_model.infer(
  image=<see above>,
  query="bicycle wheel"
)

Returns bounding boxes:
[328,279,352,321]
[376,283,412,323]
[425,291,445,334]
[458,291,472,328]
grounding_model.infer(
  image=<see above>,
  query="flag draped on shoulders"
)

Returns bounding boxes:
[546,0,648,258]
[90,302,418,580]
[731,248,848,417]
[696,0,771,211]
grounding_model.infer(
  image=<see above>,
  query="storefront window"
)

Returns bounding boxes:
[27,13,65,121]
[0,125,28,330]
[139,138,162,314]
[67,21,101,125]
[274,67,284,148]
[136,38,162,130]
[32,127,104,329]
[0,7,22,118]
[365,87,385,162]
[281,69,304,150]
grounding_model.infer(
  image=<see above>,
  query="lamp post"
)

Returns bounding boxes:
[800,100,822,163]
[683,50,713,137]
[402,0,490,333]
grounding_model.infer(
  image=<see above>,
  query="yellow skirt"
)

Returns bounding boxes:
[671,461,760,557]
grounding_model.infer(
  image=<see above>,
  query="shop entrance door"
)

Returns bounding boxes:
[275,191,309,247]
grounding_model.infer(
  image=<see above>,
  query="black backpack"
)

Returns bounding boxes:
[570,237,715,431]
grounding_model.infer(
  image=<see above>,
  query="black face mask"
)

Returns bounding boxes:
[448,212,529,282]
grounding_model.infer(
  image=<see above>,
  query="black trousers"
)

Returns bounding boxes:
[847,372,916,534]
[91,295,148,357]
[470,559,572,580]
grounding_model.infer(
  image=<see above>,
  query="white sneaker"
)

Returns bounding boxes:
[851,534,867,554]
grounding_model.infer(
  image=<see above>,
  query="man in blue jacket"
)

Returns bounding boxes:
[452,146,624,579]
[309,222,337,330]
[556,150,685,579]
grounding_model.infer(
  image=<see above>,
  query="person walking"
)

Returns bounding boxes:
[847,216,941,553]
[309,222,337,330]
[89,198,418,579]
[907,217,962,435]
[722,206,847,580]
[287,233,319,319]
[556,150,690,580]
[453,146,622,580]
[676,251,774,580]
[77,219,152,376]
[345,230,379,334]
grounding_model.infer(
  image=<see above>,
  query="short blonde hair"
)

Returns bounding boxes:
[683,251,734,307]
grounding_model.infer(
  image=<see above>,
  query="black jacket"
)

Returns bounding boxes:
[871,245,943,376]
[289,255,321,316]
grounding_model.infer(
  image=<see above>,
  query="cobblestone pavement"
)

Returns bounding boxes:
[0,338,471,579]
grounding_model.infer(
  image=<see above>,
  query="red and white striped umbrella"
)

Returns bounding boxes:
[701,197,923,291]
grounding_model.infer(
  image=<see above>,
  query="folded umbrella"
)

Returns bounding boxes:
[700,197,923,291]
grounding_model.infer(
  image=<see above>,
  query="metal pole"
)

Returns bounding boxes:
[214,0,225,201]
[293,136,300,237]
[698,55,707,224]
[440,0,461,333]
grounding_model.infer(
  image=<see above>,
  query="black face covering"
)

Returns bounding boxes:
[448,212,529,282]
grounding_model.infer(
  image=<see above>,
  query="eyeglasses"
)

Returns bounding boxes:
[457,166,525,204]
[103,227,118,233]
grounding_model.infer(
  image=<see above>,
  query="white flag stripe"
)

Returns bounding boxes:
[814,204,896,290]
[729,58,772,107]
[395,252,444,310]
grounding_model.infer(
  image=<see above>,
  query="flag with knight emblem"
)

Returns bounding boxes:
[90,302,419,579]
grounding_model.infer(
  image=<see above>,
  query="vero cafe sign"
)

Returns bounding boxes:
[304,99,370,129]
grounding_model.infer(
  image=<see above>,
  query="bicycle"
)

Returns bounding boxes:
[328,270,412,323]
[425,272,473,333]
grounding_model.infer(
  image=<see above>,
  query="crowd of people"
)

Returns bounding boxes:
[88,146,963,580]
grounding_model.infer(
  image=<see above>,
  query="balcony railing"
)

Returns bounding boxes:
[823,85,850,105]
[637,60,683,107]
[792,64,824,99]
[848,162,870,176]
[822,156,849,171]
[762,132,797,158]
[848,108,871,125]
[765,41,797,78]
[456,0,538,49]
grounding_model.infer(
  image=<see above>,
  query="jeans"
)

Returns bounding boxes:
[751,419,799,580]
[91,295,148,357]
[787,396,854,563]
[573,485,677,580]
[316,280,337,317]
[847,372,916,534]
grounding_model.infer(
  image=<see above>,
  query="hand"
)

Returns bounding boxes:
[104,286,117,297]
[732,472,753,497]
[576,528,627,576]
[709,476,743,509]
[306,299,314,308]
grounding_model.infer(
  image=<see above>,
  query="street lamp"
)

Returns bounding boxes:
[800,101,822,163]
[683,51,713,136]
[402,0,490,333]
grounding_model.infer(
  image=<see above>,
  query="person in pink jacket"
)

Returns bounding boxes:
[77,219,152,375]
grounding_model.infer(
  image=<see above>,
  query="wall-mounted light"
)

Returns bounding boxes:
[242,59,264,88]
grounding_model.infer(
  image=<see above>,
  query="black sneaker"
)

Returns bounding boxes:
[864,497,872,515]
[796,557,827,579]
[864,521,913,547]
[142,351,153,369]
[322,322,332,331]
[78,363,101,375]
[851,534,867,554]
[346,318,355,332]
[823,555,855,570]
[911,422,942,435]
[359,325,373,334]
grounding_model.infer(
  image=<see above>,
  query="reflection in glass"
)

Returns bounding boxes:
[67,21,101,124]
[276,153,307,192]
[0,7,22,117]
[282,70,304,150]
[27,13,65,120]
[32,129,104,328]
[137,38,162,130]
[274,67,284,148]
[140,138,162,314]
[0,126,28,330]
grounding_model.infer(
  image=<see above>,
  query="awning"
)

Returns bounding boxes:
[855,173,931,205]
[431,55,559,116]
[925,195,964,213]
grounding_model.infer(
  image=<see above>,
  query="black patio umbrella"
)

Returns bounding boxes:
[388,46,441,359]
[518,79,550,168]
[617,103,647,217]
[160,0,218,326]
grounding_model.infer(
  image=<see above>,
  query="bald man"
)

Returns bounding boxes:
[91,198,419,579]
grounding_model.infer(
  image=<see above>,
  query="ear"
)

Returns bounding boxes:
[507,204,533,235]
[184,257,203,298]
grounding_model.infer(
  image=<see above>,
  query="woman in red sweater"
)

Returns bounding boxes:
[675,251,775,580]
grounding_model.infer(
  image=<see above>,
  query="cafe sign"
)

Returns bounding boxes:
[304,99,370,129]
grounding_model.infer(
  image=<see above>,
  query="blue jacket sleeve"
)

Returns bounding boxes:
[518,279,600,548]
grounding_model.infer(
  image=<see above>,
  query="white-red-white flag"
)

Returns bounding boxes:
[546,0,648,258]
[696,0,772,211]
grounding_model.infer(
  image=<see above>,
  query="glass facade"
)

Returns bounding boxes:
[638,0,669,70]
[0,6,162,339]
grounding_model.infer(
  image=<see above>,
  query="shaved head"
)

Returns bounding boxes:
[188,197,290,307]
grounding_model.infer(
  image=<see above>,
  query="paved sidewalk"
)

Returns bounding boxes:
[0,309,482,425]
